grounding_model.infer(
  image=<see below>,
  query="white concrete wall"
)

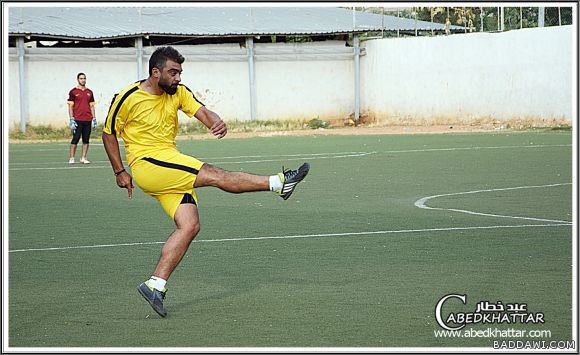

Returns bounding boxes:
[255,60,353,121]
[179,61,251,122]
[362,25,573,121]
[8,42,354,127]
[8,59,135,129]
[8,26,574,129]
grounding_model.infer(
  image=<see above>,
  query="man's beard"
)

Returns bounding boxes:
[159,82,178,95]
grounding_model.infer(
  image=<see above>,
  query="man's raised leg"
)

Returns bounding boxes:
[195,162,310,200]
[194,163,269,192]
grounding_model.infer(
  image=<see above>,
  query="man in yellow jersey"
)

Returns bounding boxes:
[102,46,309,318]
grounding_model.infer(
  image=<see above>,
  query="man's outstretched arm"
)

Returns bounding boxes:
[194,106,227,139]
[102,132,134,199]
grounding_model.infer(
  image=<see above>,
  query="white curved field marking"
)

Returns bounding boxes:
[414,183,573,224]
[8,223,571,253]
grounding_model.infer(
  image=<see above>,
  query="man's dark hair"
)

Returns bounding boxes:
[77,72,86,79]
[149,46,185,75]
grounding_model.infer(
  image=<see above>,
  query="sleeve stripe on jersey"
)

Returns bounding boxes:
[180,84,205,106]
[105,94,118,121]
[107,86,139,135]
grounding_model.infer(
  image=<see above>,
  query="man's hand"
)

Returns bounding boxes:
[69,118,78,130]
[211,119,227,139]
[115,171,134,199]
[195,107,228,139]
[103,132,133,199]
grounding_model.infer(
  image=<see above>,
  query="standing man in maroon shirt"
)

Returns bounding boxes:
[67,72,97,164]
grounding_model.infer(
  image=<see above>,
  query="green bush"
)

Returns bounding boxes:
[179,119,307,135]
[306,117,330,129]
[551,125,572,131]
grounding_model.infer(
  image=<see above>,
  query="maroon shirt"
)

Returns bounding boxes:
[68,87,95,121]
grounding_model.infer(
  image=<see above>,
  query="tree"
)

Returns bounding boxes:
[353,6,573,37]
[453,7,477,32]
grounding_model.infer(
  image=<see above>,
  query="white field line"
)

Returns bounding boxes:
[383,144,570,154]
[212,151,374,164]
[415,183,573,224]
[9,161,116,166]
[8,152,375,171]
[8,144,571,170]
[8,223,572,253]
[7,143,572,154]
[7,151,370,166]
[9,144,107,152]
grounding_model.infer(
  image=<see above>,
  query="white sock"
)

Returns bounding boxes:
[147,276,167,290]
[269,174,283,192]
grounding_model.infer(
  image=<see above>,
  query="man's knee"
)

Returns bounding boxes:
[179,220,200,240]
[196,164,228,188]
[174,203,201,239]
[188,221,201,238]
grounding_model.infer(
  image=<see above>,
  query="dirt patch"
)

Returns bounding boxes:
[177,124,504,141]
[9,123,570,144]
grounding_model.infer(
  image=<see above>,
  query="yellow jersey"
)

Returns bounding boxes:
[104,81,204,165]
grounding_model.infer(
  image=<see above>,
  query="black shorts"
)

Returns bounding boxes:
[71,120,92,145]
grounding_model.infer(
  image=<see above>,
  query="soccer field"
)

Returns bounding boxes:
[7,131,574,349]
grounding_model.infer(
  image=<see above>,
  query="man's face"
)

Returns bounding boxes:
[77,75,87,86]
[157,60,182,95]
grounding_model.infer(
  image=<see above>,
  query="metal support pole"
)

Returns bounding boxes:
[500,7,505,31]
[414,10,418,36]
[136,37,143,79]
[246,37,257,121]
[354,35,360,123]
[539,7,545,27]
[397,9,400,37]
[17,37,27,133]
[381,7,385,38]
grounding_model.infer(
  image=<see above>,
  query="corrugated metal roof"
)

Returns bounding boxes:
[8,6,462,40]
